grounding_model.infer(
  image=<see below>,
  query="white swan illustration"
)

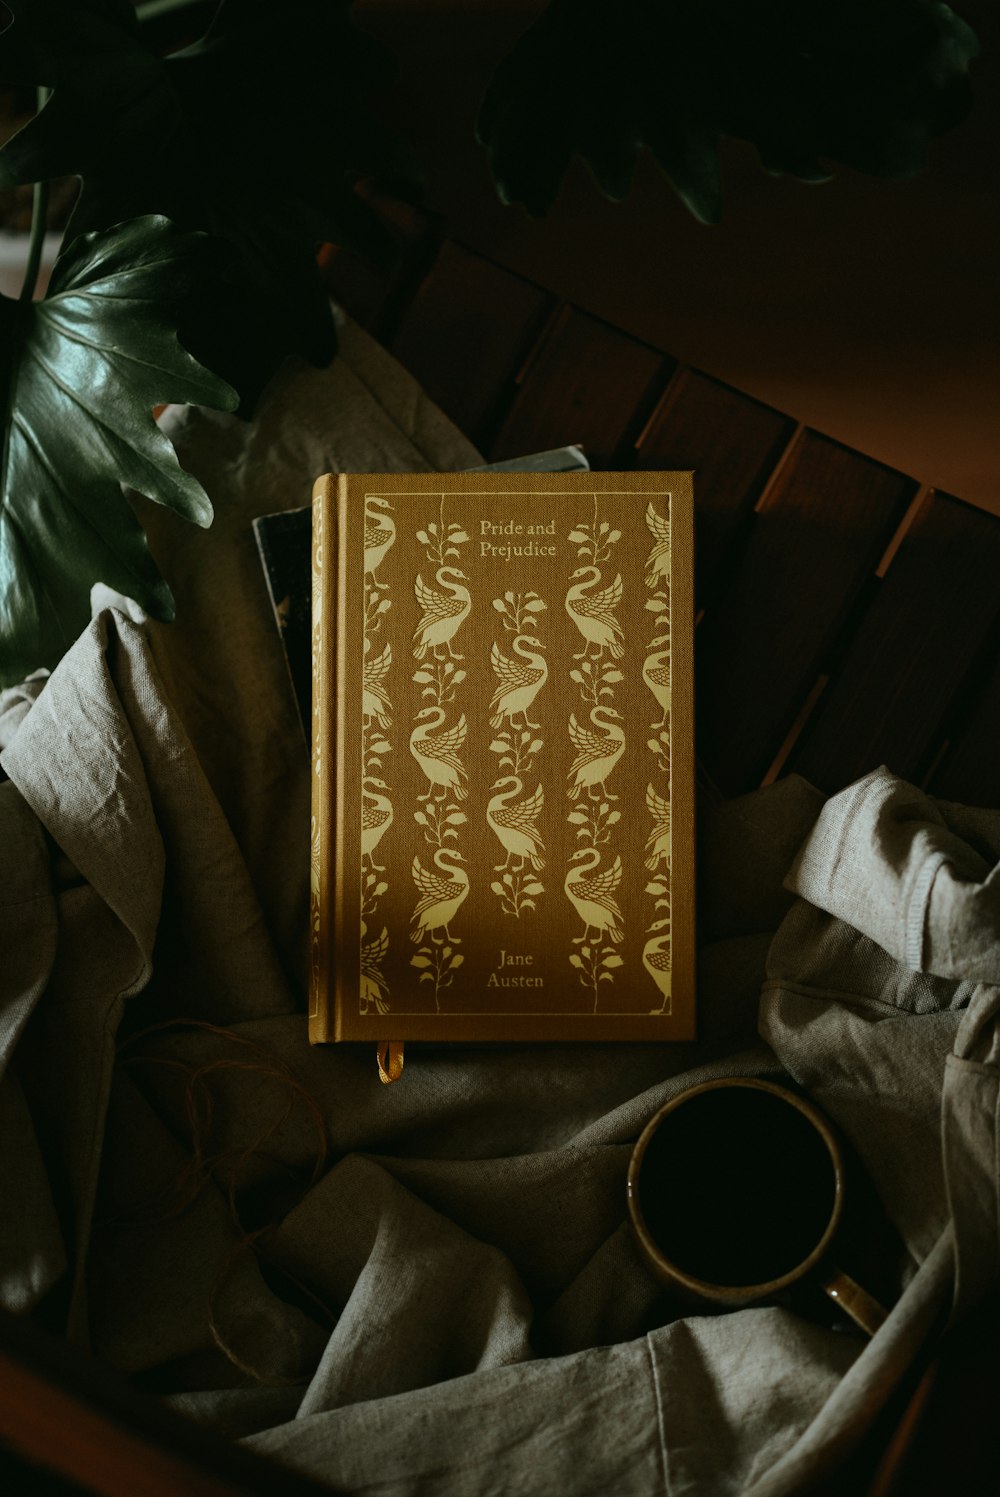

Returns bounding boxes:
[567,705,625,798]
[564,848,624,943]
[361,777,393,868]
[364,497,395,588]
[644,501,671,589]
[565,567,624,659]
[644,782,670,869]
[642,931,671,1012]
[362,641,392,728]
[410,848,469,942]
[642,648,669,726]
[486,777,545,870]
[489,635,547,728]
[409,707,468,801]
[413,567,471,659]
[360,923,390,1014]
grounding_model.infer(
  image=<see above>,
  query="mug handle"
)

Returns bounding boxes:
[818,1262,888,1337]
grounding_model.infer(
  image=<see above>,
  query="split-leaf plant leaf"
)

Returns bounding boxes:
[478,0,980,222]
[0,0,415,686]
[0,216,238,686]
[0,0,417,407]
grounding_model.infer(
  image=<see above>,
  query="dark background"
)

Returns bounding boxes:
[359,0,999,514]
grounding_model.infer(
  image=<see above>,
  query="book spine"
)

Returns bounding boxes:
[309,474,339,1043]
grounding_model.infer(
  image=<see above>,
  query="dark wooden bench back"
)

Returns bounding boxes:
[325,218,1000,810]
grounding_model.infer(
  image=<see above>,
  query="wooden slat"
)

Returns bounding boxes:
[634,368,795,602]
[695,431,916,796]
[319,191,440,339]
[389,241,554,448]
[488,306,672,469]
[0,1311,330,1497]
[864,1297,1000,1497]
[928,638,1000,806]
[788,492,1000,792]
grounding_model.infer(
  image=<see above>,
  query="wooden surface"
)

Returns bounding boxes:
[695,430,916,794]
[790,490,1000,792]
[326,214,1000,806]
[634,367,796,604]
[488,305,672,469]
[0,1310,334,1497]
[390,240,554,450]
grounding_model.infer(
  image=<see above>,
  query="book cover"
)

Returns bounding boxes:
[310,470,695,1051]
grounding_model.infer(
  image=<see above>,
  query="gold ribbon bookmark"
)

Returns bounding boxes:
[377,1041,405,1085]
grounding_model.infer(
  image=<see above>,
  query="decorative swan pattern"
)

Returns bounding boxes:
[564,849,624,944]
[487,777,545,871]
[310,485,326,1009]
[642,496,672,1012]
[642,649,669,727]
[489,636,547,729]
[565,566,624,659]
[410,708,468,801]
[413,567,471,660]
[642,932,671,1013]
[567,706,625,799]
[361,779,393,869]
[360,923,390,1016]
[340,485,678,1023]
[644,500,670,589]
[363,642,393,729]
[644,782,670,870]
[364,496,396,588]
[409,501,471,1005]
[359,495,396,1013]
[488,590,548,917]
[564,502,626,1007]
[410,848,470,942]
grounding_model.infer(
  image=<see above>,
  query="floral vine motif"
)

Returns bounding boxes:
[409,498,470,1008]
[487,590,548,918]
[359,496,397,1016]
[363,495,396,640]
[642,497,672,1014]
[310,487,326,1007]
[562,497,625,1009]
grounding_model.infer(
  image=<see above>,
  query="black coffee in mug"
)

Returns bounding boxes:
[636,1083,838,1289]
[628,1077,888,1335]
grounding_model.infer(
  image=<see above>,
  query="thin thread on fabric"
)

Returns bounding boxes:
[116,1018,332,1382]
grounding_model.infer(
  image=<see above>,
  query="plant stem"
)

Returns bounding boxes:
[19,89,51,304]
[135,0,206,20]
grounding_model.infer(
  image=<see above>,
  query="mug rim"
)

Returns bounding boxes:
[626,1075,846,1301]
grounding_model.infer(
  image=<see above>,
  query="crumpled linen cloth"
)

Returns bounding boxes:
[1,310,998,1495]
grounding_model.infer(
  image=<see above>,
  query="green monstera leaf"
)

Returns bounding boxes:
[478,0,980,222]
[0,0,417,407]
[0,215,238,688]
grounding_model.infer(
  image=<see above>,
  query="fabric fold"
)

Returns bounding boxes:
[2,329,999,1494]
[787,767,1000,985]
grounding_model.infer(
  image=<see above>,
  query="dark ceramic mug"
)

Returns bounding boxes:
[626,1076,888,1336]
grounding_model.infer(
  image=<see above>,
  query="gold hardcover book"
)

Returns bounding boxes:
[310,470,695,1060]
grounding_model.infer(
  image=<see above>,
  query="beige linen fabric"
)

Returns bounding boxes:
[1,315,998,1493]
